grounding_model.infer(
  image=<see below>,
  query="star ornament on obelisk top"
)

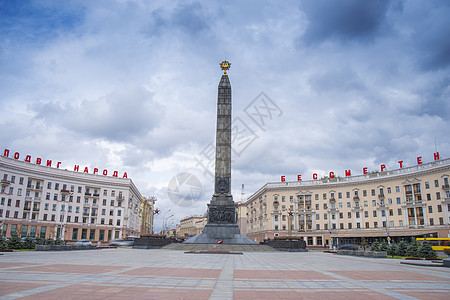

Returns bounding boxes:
[220,60,231,75]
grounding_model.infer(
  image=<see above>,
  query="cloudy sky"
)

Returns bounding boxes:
[1,0,449,231]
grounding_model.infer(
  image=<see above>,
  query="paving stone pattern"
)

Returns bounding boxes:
[0,248,449,299]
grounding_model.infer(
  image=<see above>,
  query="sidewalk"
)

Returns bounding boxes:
[0,248,449,299]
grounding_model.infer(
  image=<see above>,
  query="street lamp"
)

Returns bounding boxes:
[163,214,174,236]
[377,200,390,245]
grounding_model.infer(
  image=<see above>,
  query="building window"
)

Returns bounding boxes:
[338,202,342,208]
[387,187,391,194]
[373,211,377,217]
[425,181,430,189]
[363,190,367,197]
[430,218,434,226]
[439,217,444,225]
[110,200,115,206]
[347,212,351,218]
[103,190,107,196]
[339,212,343,219]
[72,228,78,240]
[324,213,328,220]
[395,186,399,193]
[51,214,55,221]
[428,206,433,213]
[437,205,442,212]
[89,229,95,240]
[315,194,319,200]
[389,209,393,216]
[436,192,441,200]
[374,222,378,228]
[117,220,120,226]
[316,214,320,220]
[307,237,313,245]
[397,197,401,204]
[316,224,320,230]
[55,183,59,190]
[324,224,328,230]
[435,180,439,187]
[338,192,342,199]
[339,223,344,229]
[323,193,327,200]
[78,186,82,193]
[346,192,350,198]
[348,223,352,229]
[99,230,105,241]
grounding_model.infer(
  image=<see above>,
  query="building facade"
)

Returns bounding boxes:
[176,216,207,237]
[244,158,450,247]
[0,155,143,242]
[140,196,155,236]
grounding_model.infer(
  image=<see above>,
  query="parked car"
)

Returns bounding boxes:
[337,244,358,250]
[109,239,134,246]
[72,239,92,246]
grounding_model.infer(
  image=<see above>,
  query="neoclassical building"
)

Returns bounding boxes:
[176,216,207,237]
[0,155,144,242]
[243,158,450,247]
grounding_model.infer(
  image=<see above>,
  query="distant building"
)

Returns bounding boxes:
[177,216,207,237]
[0,155,143,242]
[244,158,450,247]
[140,196,156,235]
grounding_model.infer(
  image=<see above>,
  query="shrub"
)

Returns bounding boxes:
[388,243,398,257]
[397,240,408,256]
[418,242,437,259]
[371,241,381,252]
[406,242,419,257]
[0,237,9,249]
[380,240,389,252]
[7,234,23,249]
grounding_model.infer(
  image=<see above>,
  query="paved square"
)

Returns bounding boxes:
[0,248,449,299]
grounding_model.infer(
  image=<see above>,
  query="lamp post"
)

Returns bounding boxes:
[163,214,174,236]
[377,200,390,245]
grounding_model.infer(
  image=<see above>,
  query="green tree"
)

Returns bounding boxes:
[397,240,408,256]
[418,242,437,258]
[22,236,35,250]
[0,237,9,249]
[406,242,419,257]
[7,234,23,249]
[388,243,398,257]
[380,240,389,252]
[371,241,380,252]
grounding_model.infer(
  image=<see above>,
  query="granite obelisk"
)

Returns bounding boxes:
[185,61,256,244]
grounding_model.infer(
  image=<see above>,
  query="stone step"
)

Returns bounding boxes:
[161,243,278,252]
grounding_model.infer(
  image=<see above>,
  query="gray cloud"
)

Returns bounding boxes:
[31,86,162,142]
[301,0,391,44]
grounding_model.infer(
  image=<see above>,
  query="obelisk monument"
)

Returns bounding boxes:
[185,61,256,244]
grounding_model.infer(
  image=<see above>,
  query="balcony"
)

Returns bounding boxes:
[443,184,450,189]
[61,189,71,195]
[353,196,360,200]
[378,193,385,198]
[405,190,412,194]
[329,197,336,201]
[1,179,11,186]
[24,206,31,211]
[85,192,92,196]
[34,197,41,202]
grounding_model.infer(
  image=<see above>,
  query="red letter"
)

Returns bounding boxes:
[3,149,9,157]
[36,157,41,165]
[398,160,403,168]
[417,156,422,164]
[381,164,386,172]
[363,167,368,174]
[345,170,351,177]
[57,162,61,168]
[25,155,31,163]
[297,175,302,181]
[329,171,335,178]
[14,152,20,159]
[313,173,318,180]
[93,168,98,174]
[74,165,79,172]
[123,172,128,178]
[83,167,89,173]
[103,169,108,176]
[281,176,285,182]
[434,152,440,161]
[46,160,52,167]
[113,171,118,177]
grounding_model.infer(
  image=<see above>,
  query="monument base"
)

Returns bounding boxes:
[184,223,257,244]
